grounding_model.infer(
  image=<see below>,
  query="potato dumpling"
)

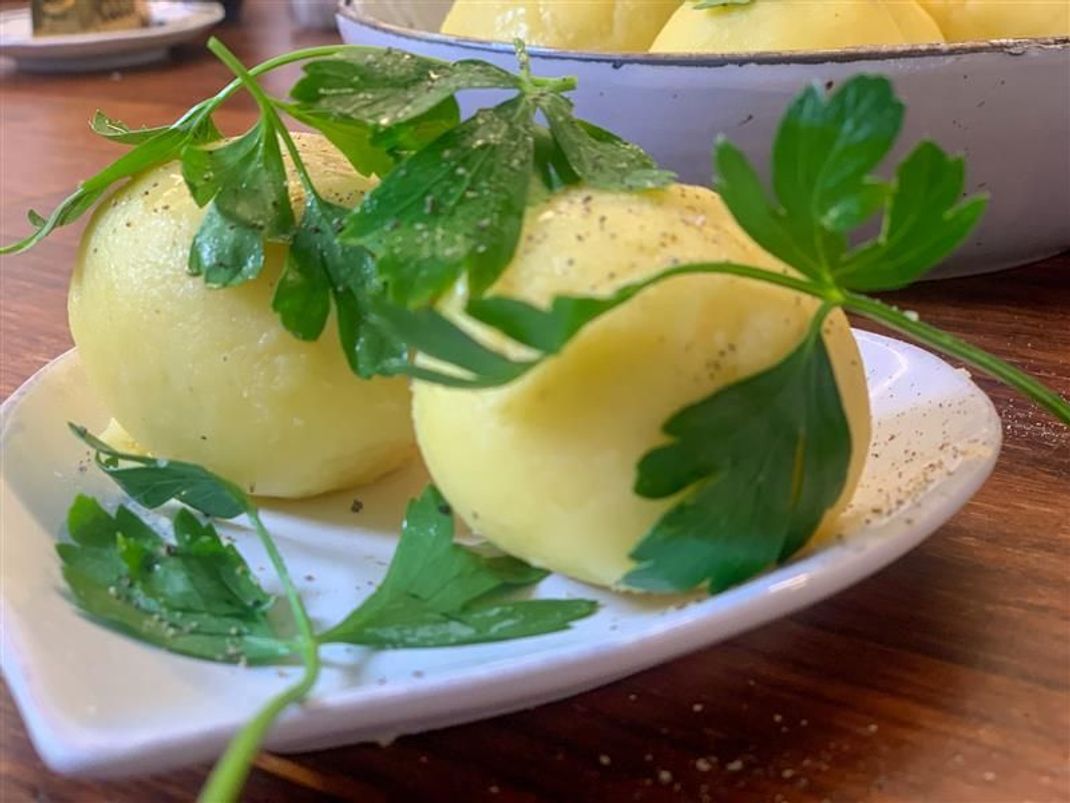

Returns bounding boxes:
[651,0,944,53]
[441,0,681,52]
[413,185,871,589]
[917,0,1070,41]
[69,133,416,498]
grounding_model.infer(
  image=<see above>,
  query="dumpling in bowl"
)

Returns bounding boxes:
[650,0,944,53]
[441,0,681,52]
[917,0,1070,41]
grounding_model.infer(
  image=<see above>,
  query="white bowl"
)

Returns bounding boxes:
[336,0,1070,279]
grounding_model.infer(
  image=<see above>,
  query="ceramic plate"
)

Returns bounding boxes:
[0,332,1000,777]
[0,1,224,73]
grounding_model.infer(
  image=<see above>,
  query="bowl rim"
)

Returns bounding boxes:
[335,1,1069,67]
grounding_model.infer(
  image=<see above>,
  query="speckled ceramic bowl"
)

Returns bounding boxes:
[336,1,1070,277]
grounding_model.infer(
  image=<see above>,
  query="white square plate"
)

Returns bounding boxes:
[0,331,1000,777]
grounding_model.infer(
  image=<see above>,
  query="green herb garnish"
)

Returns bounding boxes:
[340,41,673,307]
[320,485,595,648]
[626,307,851,592]
[65,425,595,802]
[345,96,538,306]
[60,494,288,664]
[714,75,986,290]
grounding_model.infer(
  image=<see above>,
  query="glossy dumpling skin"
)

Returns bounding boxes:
[69,134,416,499]
[412,184,872,589]
[441,0,682,51]
[650,0,944,53]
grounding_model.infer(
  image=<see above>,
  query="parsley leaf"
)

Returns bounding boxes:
[273,191,407,377]
[90,109,222,146]
[368,300,535,387]
[59,495,290,664]
[537,93,674,191]
[1,104,219,256]
[181,121,293,236]
[345,97,536,306]
[287,49,518,179]
[835,141,987,290]
[180,101,296,290]
[319,486,597,648]
[68,425,597,652]
[624,311,853,593]
[290,50,518,131]
[282,103,396,178]
[271,197,338,341]
[69,424,248,518]
[187,205,266,288]
[714,75,987,291]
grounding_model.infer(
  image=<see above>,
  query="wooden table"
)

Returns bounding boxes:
[1,4,1067,801]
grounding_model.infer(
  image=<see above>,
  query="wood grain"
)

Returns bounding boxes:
[1,4,1067,801]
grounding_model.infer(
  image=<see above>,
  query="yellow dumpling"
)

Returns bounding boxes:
[917,0,1070,41]
[69,133,416,498]
[651,0,944,53]
[441,0,681,51]
[412,185,871,589]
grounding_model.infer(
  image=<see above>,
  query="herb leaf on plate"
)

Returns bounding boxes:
[70,424,249,518]
[625,310,853,593]
[319,486,597,648]
[59,495,290,664]
[65,418,598,802]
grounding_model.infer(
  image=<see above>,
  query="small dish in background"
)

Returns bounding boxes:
[0,1,224,73]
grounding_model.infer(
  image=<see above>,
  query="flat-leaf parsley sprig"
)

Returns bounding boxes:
[65,425,595,803]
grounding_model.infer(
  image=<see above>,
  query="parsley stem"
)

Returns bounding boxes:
[639,261,826,299]
[511,38,577,95]
[528,75,578,94]
[845,292,1070,424]
[207,39,318,196]
[198,508,321,803]
[198,40,348,120]
[616,263,1068,424]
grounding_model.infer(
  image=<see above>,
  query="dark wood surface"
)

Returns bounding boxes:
[1,4,1067,801]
